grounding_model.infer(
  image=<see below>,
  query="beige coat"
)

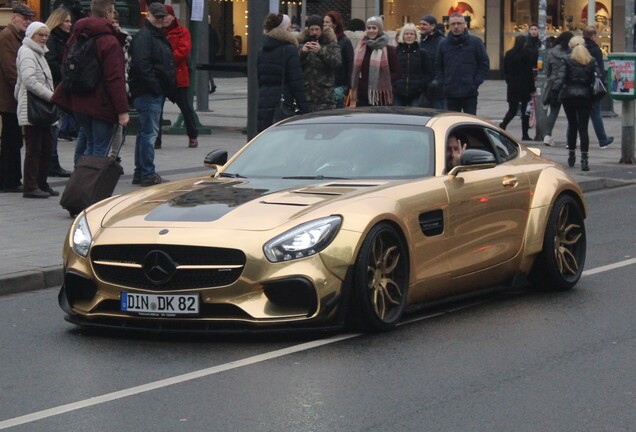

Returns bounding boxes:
[15,37,56,127]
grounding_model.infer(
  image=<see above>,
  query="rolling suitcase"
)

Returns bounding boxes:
[60,126,126,217]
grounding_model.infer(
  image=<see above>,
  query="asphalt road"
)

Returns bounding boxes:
[1,185,635,431]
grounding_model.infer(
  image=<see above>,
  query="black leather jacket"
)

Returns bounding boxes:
[553,56,597,101]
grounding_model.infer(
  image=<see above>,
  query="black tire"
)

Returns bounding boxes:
[350,223,409,331]
[531,195,586,291]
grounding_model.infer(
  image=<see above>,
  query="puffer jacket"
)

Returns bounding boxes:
[545,45,568,81]
[553,56,597,101]
[297,27,341,111]
[393,41,428,99]
[0,24,23,113]
[15,38,56,127]
[129,20,177,102]
[257,27,309,131]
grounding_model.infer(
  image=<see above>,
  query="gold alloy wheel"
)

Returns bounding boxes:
[554,202,583,277]
[352,223,409,330]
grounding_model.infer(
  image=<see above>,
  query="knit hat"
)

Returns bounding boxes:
[25,21,47,39]
[306,14,323,29]
[276,14,291,31]
[164,5,176,17]
[366,16,384,34]
[420,15,437,26]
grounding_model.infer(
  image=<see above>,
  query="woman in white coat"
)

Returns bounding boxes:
[15,21,58,198]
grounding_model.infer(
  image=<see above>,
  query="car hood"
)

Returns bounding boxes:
[102,177,389,230]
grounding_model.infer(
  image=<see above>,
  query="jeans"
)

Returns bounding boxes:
[59,111,77,137]
[446,96,478,115]
[75,113,117,157]
[590,100,611,145]
[73,127,87,166]
[544,101,561,136]
[133,94,163,179]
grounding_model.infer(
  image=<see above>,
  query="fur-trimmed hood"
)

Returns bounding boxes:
[297,26,337,45]
[263,27,299,49]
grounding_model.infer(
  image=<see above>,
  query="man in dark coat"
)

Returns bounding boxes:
[52,0,129,159]
[583,26,614,148]
[419,14,445,109]
[128,2,176,186]
[0,4,33,193]
[435,13,489,115]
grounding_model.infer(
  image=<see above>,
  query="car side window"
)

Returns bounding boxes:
[449,127,498,163]
[486,129,519,162]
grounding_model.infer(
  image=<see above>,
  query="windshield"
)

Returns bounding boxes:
[223,123,435,179]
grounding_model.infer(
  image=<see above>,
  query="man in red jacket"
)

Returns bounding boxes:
[52,0,129,158]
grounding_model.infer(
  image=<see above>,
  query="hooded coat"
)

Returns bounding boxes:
[297,26,342,111]
[51,17,129,123]
[257,27,309,132]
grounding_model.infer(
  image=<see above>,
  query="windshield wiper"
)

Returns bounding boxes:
[282,175,350,180]
[219,172,247,178]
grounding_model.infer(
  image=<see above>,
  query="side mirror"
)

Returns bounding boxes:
[204,150,228,169]
[448,149,497,178]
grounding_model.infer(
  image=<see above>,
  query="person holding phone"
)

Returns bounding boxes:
[298,15,341,112]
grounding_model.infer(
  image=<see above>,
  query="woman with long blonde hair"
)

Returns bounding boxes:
[551,36,597,171]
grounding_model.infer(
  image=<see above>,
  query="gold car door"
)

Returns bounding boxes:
[444,162,531,277]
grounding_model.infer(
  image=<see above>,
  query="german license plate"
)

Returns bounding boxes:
[121,292,199,317]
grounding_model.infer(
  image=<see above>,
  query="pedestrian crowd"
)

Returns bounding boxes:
[0,0,198,199]
[1,4,615,200]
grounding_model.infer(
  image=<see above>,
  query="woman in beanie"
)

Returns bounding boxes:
[15,22,59,198]
[324,10,354,108]
[297,14,341,112]
[257,13,310,132]
[393,23,429,106]
[350,16,399,107]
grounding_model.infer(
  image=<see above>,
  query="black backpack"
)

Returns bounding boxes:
[61,33,106,94]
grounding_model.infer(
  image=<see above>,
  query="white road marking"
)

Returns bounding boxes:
[1,258,635,429]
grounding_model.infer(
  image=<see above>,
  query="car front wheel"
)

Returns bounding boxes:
[531,194,586,291]
[351,223,409,331]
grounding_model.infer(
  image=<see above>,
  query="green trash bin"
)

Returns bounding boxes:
[607,53,636,101]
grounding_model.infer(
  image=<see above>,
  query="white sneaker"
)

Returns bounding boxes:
[543,135,553,146]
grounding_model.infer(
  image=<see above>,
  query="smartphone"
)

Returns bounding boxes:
[307,35,317,42]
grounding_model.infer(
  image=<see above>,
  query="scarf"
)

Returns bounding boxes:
[352,34,393,105]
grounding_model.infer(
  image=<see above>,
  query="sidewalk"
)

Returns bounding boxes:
[0,78,634,296]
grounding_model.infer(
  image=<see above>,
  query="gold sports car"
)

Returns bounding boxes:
[59,108,587,332]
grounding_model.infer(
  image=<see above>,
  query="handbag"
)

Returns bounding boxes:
[272,60,300,123]
[27,91,59,127]
[27,56,59,127]
[592,71,608,101]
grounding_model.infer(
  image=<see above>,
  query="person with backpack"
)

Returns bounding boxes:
[51,0,129,159]
[128,2,176,186]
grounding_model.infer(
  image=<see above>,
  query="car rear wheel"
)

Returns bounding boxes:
[351,223,409,331]
[531,195,586,291]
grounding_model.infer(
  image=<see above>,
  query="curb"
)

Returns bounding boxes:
[1,177,632,297]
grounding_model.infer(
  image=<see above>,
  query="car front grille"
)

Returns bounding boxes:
[91,245,246,290]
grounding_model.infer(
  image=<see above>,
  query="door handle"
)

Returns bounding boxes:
[502,176,518,188]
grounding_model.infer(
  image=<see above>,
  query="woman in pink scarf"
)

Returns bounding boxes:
[350,16,399,107]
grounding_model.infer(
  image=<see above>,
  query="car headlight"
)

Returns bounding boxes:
[264,216,342,262]
[72,214,92,257]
